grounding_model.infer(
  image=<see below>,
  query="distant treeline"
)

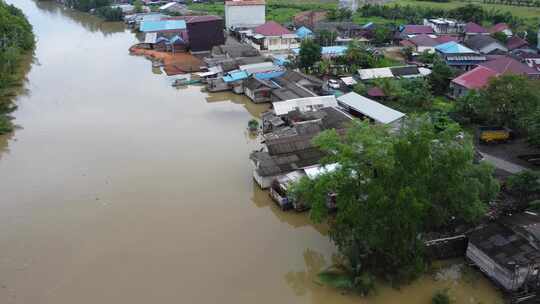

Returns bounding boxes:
[482,0,540,7]
[0,0,35,134]
[64,0,123,21]
[359,3,526,27]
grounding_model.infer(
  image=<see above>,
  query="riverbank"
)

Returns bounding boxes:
[0,0,35,134]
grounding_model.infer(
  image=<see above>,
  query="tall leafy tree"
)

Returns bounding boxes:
[291,116,499,283]
[480,75,540,128]
[298,39,322,69]
[428,59,454,96]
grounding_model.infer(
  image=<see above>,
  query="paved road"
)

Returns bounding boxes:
[480,152,528,174]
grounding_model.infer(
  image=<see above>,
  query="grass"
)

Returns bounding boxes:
[393,0,540,20]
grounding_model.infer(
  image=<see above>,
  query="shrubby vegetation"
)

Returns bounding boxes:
[359,3,531,28]
[455,75,540,147]
[95,6,123,21]
[0,0,35,134]
[64,0,111,13]
[291,116,499,284]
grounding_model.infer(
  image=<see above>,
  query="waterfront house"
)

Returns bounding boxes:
[251,105,350,188]
[245,21,300,51]
[467,213,540,292]
[464,35,508,55]
[336,92,405,128]
[435,41,486,71]
[224,0,266,30]
[244,77,278,103]
[464,22,489,39]
[269,71,323,102]
[489,23,513,37]
[182,15,225,52]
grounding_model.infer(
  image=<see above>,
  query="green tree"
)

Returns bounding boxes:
[372,26,392,46]
[298,39,322,69]
[344,40,373,68]
[352,82,367,95]
[316,29,337,46]
[429,59,454,96]
[506,170,540,203]
[523,108,540,147]
[0,0,35,134]
[492,32,508,44]
[480,75,540,128]
[134,0,143,13]
[291,116,499,283]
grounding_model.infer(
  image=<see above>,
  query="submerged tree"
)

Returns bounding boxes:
[291,116,499,283]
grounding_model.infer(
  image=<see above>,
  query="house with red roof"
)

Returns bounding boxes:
[505,36,531,52]
[399,34,439,53]
[464,22,489,38]
[489,23,513,37]
[450,55,540,98]
[479,56,540,79]
[398,25,434,39]
[246,21,300,51]
[450,66,499,98]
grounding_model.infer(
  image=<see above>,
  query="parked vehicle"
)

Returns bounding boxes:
[479,126,512,144]
[328,79,340,90]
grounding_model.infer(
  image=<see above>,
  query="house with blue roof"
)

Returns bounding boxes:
[435,41,487,71]
[140,20,186,33]
[295,26,313,40]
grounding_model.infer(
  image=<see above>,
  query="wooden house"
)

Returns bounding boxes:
[467,213,540,292]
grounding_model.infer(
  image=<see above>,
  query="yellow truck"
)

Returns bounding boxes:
[479,127,512,144]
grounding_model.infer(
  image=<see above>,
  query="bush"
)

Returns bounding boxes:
[95,6,123,21]
[432,289,451,304]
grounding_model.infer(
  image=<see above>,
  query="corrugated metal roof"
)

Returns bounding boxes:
[223,70,249,83]
[451,66,498,90]
[239,62,279,74]
[358,67,393,80]
[159,2,177,10]
[337,92,405,124]
[272,95,338,116]
[140,20,186,32]
[435,41,475,54]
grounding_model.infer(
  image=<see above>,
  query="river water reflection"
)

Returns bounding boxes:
[0,1,503,303]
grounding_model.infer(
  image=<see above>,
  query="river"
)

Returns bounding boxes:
[0,1,504,303]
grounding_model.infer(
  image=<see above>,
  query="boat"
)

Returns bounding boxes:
[172,75,200,87]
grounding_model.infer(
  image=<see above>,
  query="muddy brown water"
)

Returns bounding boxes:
[0,1,504,303]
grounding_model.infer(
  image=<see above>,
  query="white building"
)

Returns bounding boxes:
[337,92,405,129]
[245,21,299,51]
[224,0,266,30]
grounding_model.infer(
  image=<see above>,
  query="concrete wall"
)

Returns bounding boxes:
[225,5,265,29]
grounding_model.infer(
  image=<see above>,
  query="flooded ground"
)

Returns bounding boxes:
[0,1,504,303]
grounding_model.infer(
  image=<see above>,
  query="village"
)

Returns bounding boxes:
[53,0,540,301]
